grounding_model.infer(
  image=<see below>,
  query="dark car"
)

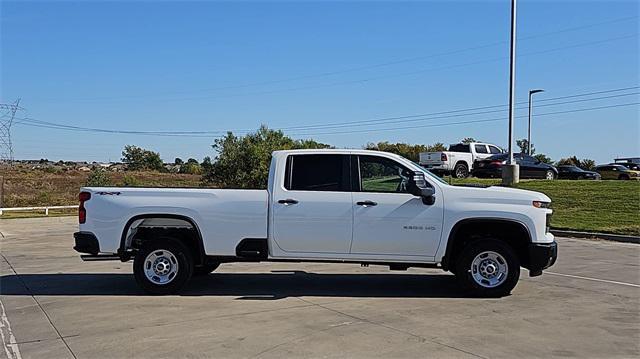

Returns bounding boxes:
[612,162,640,171]
[594,164,640,180]
[472,153,558,179]
[557,165,601,180]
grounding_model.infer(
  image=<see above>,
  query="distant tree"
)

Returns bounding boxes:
[85,168,111,186]
[202,126,330,188]
[580,158,596,170]
[174,158,184,165]
[556,156,596,170]
[121,145,164,171]
[364,142,446,162]
[461,137,476,144]
[201,156,213,173]
[556,156,580,167]
[516,139,535,154]
[180,158,202,174]
[533,153,553,164]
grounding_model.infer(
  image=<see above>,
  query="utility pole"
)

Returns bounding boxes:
[528,89,544,155]
[0,99,21,165]
[502,0,519,186]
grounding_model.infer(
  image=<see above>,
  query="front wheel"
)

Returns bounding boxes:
[545,170,555,180]
[133,238,194,295]
[454,239,520,297]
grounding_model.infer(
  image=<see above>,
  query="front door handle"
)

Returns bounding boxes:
[278,198,299,205]
[356,200,377,207]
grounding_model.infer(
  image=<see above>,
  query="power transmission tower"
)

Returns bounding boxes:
[0,99,21,165]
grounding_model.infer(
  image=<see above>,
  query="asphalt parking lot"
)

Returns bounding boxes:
[0,217,638,359]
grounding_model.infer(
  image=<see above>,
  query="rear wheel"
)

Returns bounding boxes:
[454,162,469,179]
[133,238,194,295]
[619,174,630,180]
[454,239,520,297]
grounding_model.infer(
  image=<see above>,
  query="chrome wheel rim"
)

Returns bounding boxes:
[456,166,467,178]
[144,250,179,285]
[546,171,554,180]
[470,251,508,288]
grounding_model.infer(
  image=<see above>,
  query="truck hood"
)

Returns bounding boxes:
[446,184,551,205]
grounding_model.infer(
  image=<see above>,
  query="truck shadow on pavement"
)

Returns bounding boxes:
[0,271,474,299]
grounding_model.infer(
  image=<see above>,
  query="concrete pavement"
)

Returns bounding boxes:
[0,217,638,358]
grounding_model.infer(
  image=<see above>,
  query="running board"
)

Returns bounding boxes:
[80,254,121,261]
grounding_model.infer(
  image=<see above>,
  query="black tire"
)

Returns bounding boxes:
[133,238,194,295]
[193,262,220,276]
[454,239,520,297]
[576,175,584,180]
[454,162,469,179]
[619,174,630,180]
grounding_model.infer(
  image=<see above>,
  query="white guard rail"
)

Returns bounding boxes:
[0,205,78,216]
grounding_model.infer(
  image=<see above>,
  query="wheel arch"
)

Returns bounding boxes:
[119,213,206,265]
[441,218,532,271]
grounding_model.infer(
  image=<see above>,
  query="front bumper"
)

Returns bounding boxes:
[527,241,557,276]
[73,231,100,255]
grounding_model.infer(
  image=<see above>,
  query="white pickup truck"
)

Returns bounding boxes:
[74,149,557,297]
[419,142,504,178]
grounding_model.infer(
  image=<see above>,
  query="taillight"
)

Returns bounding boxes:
[79,191,91,224]
[441,153,447,161]
[491,161,506,166]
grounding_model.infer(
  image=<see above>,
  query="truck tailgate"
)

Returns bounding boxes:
[420,152,444,166]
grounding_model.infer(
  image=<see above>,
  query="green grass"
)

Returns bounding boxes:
[362,176,401,192]
[450,178,640,236]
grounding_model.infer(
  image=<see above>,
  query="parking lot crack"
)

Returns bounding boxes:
[295,297,487,359]
[0,253,77,359]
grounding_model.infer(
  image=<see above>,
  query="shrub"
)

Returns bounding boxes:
[85,168,111,186]
[122,175,141,187]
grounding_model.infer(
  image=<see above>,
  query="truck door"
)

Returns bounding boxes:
[271,154,353,254]
[473,144,491,161]
[350,155,444,258]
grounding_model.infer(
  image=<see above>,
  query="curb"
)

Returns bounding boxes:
[551,229,640,244]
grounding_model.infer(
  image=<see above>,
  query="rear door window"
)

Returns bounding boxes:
[474,144,488,154]
[285,154,350,192]
[489,146,502,154]
[448,144,470,152]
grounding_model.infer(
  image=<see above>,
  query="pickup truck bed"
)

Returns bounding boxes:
[79,188,268,255]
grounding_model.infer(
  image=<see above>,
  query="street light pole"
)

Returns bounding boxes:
[502,0,519,186]
[527,89,544,155]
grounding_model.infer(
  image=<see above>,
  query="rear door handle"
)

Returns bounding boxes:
[356,200,377,207]
[278,198,299,205]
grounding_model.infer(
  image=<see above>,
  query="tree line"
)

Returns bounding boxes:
[86,126,596,187]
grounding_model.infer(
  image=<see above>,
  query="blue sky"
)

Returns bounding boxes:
[1,0,638,164]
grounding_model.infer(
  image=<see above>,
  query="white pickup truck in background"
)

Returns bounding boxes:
[419,142,504,178]
[74,149,557,297]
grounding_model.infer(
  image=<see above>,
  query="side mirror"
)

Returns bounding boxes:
[407,171,436,205]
